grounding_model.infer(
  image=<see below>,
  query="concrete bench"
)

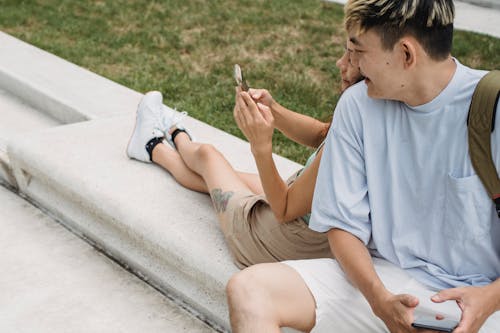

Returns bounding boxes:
[1,31,302,331]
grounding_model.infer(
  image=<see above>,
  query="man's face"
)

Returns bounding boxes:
[348,28,406,100]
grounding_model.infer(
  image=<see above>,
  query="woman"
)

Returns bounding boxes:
[127,43,362,268]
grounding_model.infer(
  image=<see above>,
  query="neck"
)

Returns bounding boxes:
[403,57,456,107]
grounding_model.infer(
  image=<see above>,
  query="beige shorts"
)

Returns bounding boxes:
[219,172,332,268]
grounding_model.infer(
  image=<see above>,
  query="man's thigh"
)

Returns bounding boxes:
[282,257,471,332]
[481,311,500,333]
[283,258,389,332]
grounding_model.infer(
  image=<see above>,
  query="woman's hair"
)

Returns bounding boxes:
[344,0,455,61]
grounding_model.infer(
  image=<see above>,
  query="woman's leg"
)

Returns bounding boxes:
[151,142,263,195]
[173,131,256,214]
[237,172,263,195]
[152,143,208,193]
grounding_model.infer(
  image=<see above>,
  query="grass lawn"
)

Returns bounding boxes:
[1,0,499,164]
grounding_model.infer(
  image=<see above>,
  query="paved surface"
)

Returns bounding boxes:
[465,0,500,10]
[0,186,216,333]
[325,0,500,39]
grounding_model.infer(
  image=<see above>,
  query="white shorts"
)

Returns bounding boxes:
[283,258,500,332]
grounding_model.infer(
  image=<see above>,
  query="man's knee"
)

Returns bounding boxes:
[227,268,259,309]
[226,266,274,318]
[227,263,316,332]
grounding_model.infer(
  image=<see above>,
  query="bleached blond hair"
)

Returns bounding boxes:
[344,0,455,60]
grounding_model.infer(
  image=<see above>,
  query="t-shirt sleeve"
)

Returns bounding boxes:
[309,89,372,244]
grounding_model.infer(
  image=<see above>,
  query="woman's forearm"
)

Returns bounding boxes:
[271,100,329,148]
[252,149,290,222]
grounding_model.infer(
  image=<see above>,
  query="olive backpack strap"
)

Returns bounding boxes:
[468,70,500,218]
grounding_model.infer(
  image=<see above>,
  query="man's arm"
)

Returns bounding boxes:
[328,229,424,333]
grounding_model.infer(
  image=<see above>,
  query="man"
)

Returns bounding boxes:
[226,0,500,332]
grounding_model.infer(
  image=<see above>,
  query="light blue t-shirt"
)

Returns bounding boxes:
[310,60,500,289]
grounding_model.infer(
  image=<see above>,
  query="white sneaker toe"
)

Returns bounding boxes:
[126,91,165,162]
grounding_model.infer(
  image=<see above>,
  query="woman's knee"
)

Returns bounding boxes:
[194,144,220,164]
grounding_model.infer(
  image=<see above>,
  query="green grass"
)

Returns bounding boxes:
[1,0,499,163]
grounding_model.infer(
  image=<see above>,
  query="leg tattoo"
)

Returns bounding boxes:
[210,189,234,213]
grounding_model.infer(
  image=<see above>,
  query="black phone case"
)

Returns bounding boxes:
[411,322,455,332]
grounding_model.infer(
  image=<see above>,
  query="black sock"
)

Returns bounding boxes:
[170,128,188,148]
[145,137,164,161]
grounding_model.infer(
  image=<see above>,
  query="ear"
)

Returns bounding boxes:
[399,38,417,69]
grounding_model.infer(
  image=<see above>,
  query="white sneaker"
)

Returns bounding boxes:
[127,91,167,163]
[161,105,195,148]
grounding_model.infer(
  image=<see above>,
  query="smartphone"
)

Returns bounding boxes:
[412,316,458,332]
[234,64,249,92]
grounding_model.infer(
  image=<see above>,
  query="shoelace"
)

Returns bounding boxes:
[154,107,188,137]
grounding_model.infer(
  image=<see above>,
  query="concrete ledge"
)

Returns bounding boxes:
[8,114,301,330]
[0,31,142,123]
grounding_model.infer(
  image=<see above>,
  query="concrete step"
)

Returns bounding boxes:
[0,87,61,187]
[0,31,142,124]
[1,30,303,332]
[0,185,217,333]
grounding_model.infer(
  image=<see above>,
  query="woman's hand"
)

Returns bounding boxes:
[247,88,275,110]
[234,87,275,156]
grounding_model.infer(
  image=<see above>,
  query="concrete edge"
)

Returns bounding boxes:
[0,68,89,124]
[0,31,142,122]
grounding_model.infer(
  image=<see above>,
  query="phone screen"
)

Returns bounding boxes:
[234,64,249,92]
[412,316,458,332]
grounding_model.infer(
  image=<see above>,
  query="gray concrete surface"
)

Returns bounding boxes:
[0,31,142,124]
[6,112,301,331]
[0,185,216,333]
[464,0,500,10]
[0,87,59,139]
[0,88,61,187]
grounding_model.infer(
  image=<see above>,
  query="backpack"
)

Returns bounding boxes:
[468,70,500,218]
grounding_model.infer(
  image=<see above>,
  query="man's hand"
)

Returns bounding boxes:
[371,291,430,333]
[432,285,498,333]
